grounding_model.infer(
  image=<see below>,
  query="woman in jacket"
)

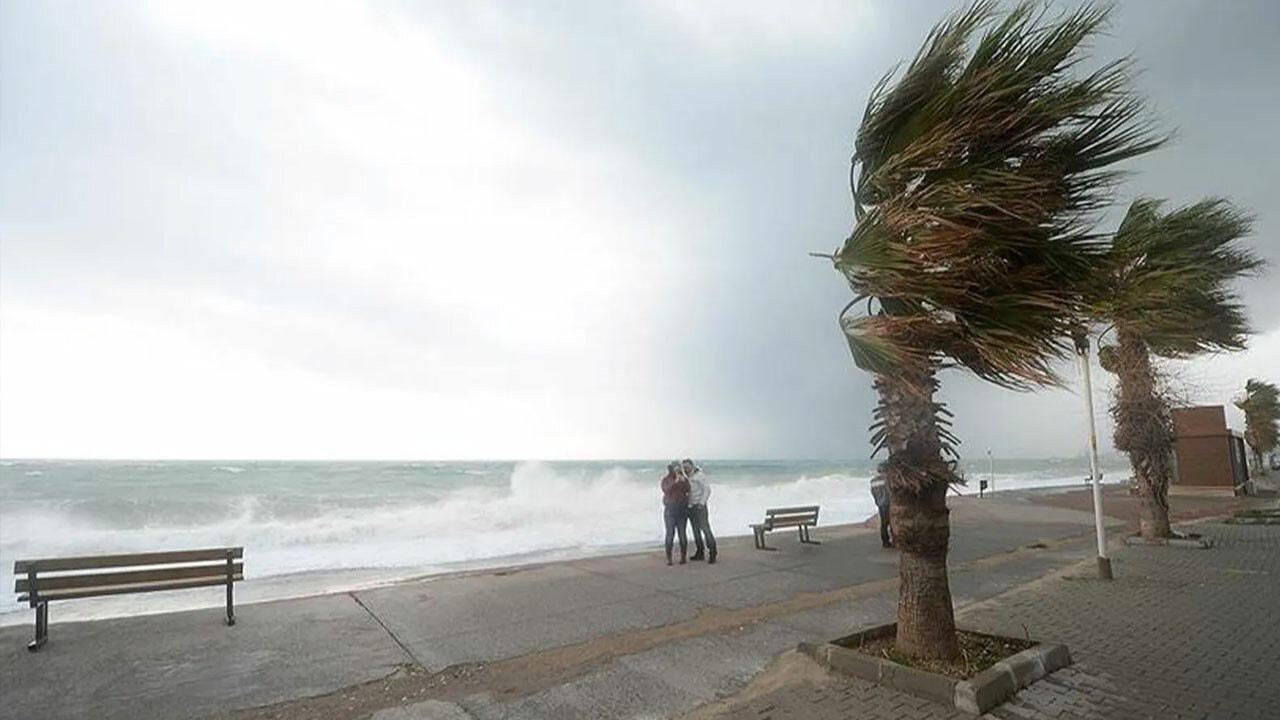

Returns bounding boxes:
[660,461,691,565]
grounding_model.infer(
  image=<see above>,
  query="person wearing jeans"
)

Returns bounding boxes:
[870,477,892,548]
[661,461,690,565]
[683,459,717,564]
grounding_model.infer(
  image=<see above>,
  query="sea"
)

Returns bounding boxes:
[0,457,1129,625]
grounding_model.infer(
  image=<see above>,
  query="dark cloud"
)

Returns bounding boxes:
[2,0,1276,459]
[417,0,1280,458]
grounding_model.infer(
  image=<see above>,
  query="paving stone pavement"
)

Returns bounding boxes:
[714,520,1280,720]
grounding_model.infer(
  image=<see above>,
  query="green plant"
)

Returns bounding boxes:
[826,0,1161,659]
[1235,379,1280,477]
[1094,199,1261,537]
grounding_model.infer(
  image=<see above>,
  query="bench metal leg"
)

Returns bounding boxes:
[799,525,821,545]
[28,602,48,651]
[757,531,777,551]
[225,553,236,626]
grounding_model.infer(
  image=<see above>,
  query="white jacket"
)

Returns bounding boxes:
[688,470,711,506]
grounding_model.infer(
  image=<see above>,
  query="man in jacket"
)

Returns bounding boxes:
[683,459,717,564]
[870,476,892,548]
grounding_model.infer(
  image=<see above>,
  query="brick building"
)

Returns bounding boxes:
[1171,405,1251,495]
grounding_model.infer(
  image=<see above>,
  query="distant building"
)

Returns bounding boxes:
[1171,406,1251,495]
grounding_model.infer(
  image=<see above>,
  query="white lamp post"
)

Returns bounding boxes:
[1074,330,1113,580]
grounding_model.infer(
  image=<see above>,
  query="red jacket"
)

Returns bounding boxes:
[661,473,690,505]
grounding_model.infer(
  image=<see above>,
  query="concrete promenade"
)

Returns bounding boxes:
[0,489,1267,720]
[708,515,1280,720]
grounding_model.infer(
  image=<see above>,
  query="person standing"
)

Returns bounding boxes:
[661,461,691,566]
[870,476,892,548]
[684,459,717,564]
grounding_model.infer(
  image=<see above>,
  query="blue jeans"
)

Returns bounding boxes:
[664,502,689,561]
[689,504,716,558]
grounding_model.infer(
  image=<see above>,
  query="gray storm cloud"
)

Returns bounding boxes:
[1,0,1277,459]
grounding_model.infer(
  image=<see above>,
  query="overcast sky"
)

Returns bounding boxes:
[2,0,1277,460]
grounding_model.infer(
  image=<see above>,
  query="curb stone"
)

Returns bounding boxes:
[799,624,1072,715]
[1122,534,1213,549]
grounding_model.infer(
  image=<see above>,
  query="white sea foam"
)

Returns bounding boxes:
[0,458,1110,624]
[0,462,873,620]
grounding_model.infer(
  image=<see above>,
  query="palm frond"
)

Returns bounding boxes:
[1235,378,1280,457]
[1095,197,1263,357]
[834,0,1164,390]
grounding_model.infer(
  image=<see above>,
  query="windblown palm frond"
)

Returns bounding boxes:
[824,0,1166,663]
[1094,198,1262,357]
[1235,379,1280,466]
[1096,198,1262,537]
[834,0,1164,389]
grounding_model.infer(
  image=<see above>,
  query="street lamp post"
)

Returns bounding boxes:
[1074,330,1113,580]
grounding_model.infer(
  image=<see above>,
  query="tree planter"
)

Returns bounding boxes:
[1223,509,1280,525]
[799,623,1071,716]
[1224,517,1280,525]
[1123,530,1213,549]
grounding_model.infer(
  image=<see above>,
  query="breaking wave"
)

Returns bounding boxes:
[0,457,1109,621]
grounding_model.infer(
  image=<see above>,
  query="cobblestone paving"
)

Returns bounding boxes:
[718,521,1280,720]
[727,675,974,720]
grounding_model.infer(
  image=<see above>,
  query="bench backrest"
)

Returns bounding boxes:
[14,547,244,605]
[764,505,820,529]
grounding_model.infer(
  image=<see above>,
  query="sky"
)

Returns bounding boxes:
[1,0,1277,460]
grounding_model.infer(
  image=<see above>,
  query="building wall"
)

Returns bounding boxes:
[1173,406,1227,437]
[1173,436,1236,487]
[1172,406,1236,488]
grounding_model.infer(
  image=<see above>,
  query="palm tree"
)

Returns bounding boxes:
[1094,199,1260,538]
[827,1,1161,660]
[1235,379,1279,477]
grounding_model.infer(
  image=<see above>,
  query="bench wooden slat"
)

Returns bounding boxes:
[766,517,814,529]
[18,574,243,603]
[765,506,820,516]
[767,511,819,521]
[14,547,243,574]
[766,512,818,525]
[15,562,243,594]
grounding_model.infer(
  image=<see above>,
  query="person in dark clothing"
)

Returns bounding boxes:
[661,461,691,565]
[870,477,892,548]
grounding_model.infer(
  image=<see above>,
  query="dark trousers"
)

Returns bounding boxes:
[689,504,717,558]
[877,502,892,547]
[664,502,689,561]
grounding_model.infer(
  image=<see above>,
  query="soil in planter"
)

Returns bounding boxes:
[841,631,1034,680]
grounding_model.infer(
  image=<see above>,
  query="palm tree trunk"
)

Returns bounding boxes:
[1112,330,1172,540]
[892,481,957,659]
[874,366,959,661]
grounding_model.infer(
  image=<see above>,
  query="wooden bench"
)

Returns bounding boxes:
[750,506,821,551]
[13,547,243,651]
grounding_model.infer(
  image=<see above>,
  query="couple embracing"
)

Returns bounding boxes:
[660,459,717,566]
